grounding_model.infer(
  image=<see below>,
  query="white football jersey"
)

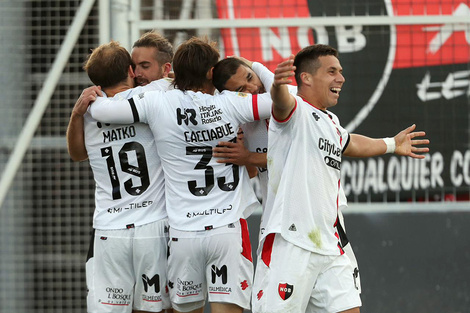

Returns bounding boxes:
[90,89,272,231]
[241,120,269,206]
[261,95,350,255]
[85,78,172,229]
[243,63,297,207]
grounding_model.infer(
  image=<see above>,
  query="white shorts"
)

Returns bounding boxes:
[343,242,361,293]
[86,219,171,313]
[338,209,361,293]
[252,233,361,313]
[167,219,253,311]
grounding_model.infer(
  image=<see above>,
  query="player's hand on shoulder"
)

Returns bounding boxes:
[73,86,102,116]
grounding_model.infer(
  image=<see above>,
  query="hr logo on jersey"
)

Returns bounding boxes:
[177,108,197,126]
[142,274,160,293]
[312,112,320,121]
[278,283,293,300]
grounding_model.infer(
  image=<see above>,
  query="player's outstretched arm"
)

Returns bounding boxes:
[393,124,430,159]
[271,55,296,121]
[344,124,429,159]
[66,86,101,161]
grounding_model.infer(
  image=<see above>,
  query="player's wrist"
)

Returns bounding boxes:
[383,137,396,154]
[71,110,86,118]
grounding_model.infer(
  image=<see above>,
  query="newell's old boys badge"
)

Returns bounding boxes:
[278,283,294,300]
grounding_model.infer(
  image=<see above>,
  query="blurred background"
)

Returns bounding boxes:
[0,0,469,312]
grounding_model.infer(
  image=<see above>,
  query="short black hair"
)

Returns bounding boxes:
[212,58,248,92]
[294,44,339,87]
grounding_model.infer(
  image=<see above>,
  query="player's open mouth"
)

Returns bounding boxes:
[330,87,341,94]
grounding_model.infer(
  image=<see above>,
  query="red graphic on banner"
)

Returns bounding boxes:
[392,0,470,68]
[216,0,469,70]
[216,0,314,71]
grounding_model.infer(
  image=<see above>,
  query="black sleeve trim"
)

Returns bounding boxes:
[342,134,351,153]
[129,98,140,122]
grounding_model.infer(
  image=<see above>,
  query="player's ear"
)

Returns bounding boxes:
[206,67,214,80]
[300,72,311,86]
[128,65,136,79]
[163,62,172,77]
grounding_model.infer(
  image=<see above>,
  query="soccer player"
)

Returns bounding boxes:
[252,45,429,313]
[212,57,288,208]
[132,30,173,86]
[212,57,363,293]
[67,30,174,162]
[89,37,273,313]
[67,41,173,313]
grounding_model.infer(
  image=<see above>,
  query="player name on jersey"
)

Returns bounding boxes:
[184,123,235,143]
[102,125,136,143]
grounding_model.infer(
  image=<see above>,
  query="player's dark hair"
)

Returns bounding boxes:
[83,41,132,88]
[172,36,220,91]
[294,44,339,87]
[132,30,174,65]
[212,58,248,92]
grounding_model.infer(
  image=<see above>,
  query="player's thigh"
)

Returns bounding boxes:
[252,233,321,313]
[307,253,362,313]
[204,220,253,311]
[87,228,135,313]
[133,219,171,312]
[167,236,206,305]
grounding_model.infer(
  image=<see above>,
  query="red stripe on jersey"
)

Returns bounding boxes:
[272,98,297,123]
[240,218,253,262]
[252,94,260,121]
[336,179,340,212]
[337,243,345,255]
[261,233,276,267]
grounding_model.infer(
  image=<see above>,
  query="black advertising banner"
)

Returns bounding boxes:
[216,0,470,202]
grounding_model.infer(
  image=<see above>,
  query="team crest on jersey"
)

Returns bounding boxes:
[236,92,249,97]
[278,283,293,300]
